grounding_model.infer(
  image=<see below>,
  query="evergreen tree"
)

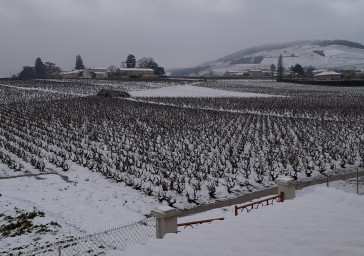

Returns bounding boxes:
[126,54,136,68]
[277,54,284,80]
[155,66,165,76]
[270,64,276,72]
[75,55,85,70]
[18,66,35,79]
[292,64,304,75]
[34,57,47,78]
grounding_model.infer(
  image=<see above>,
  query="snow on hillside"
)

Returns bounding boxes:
[118,187,364,256]
[193,43,364,76]
[130,85,278,98]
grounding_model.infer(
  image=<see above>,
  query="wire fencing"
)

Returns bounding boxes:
[296,173,364,197]
[19,217,156,256]
[326,176,364,195]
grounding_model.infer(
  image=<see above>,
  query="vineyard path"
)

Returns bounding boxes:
[0,167,74,184]
[129,97,342,122]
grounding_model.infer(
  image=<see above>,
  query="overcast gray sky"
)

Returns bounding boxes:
[1,0,364,77]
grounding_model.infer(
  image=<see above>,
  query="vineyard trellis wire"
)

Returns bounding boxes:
[19,217,156,256]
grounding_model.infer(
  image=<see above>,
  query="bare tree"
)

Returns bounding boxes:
[108,65,118,73]
[137,57,155,68]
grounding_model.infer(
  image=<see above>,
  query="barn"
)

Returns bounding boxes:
[62,70,82,78]
[248,70,263,77]
[314,71,342,80]
[83,68,108,79]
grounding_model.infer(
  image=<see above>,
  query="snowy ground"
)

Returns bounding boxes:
[0,83,283,253]
[117,187,364,256]
[129,85,279,98]
[1,81,363,254]
[0,164,162,253]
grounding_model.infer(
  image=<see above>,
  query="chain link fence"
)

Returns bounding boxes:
[18,217,156,256]
[326,176,364,195]
[296,175,364,197]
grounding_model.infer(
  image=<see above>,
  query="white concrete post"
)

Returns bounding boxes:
[151,206,180,239]
[275,176,296,200]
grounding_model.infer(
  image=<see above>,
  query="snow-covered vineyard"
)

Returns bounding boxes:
[1,79,363,206]
[0,79,364,254]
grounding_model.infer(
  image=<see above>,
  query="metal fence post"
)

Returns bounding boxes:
[357,167,359,195]
[151,206,180,239]
[58,246,61,256]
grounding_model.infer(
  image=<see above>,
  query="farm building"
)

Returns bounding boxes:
[248,70,263,77]
[62,70,82,78]
[116,68,155,77]
[224,71,247,76]
[314,71,342,80]
[83,68,108,79]
[312,69,325,76]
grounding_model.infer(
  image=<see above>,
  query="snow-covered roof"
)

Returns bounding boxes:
[314,71,341,76]
[62,70,82,74]
[312,69,325,74]
[85,68,108,71]
[121,188,364,256]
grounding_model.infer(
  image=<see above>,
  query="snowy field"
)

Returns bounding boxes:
[0,165,160,253]
[0,80,283,253]
[0,79,364,254]
[129,85,279,98]
[119,187,364,256]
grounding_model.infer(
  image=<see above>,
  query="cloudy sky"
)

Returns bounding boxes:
[1,0,364,77]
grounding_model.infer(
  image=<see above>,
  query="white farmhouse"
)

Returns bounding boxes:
[62,70,82,79]
[314,71,342,80]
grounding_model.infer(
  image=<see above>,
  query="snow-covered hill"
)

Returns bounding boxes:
[172,40,364,76]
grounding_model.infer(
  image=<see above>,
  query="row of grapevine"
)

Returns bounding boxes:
[1,92,363,207]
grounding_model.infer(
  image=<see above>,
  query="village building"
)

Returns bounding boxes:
[248,70,263,77]
[224,71,247,76]
[83,68,108,79]
[312,69,325,76]
[116,68,155,77]
[262,70,273,76]
[62,70,82,79]
[313,71,342,80]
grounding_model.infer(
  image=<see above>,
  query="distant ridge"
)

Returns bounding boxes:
[215,41,311,63]
[217,40,364,63]
[171,39,364,76]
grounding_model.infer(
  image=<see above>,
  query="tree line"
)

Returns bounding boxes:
[121,54,165,76]
[18,58,62,79]
[16,54,165,79]
[276,54,317,80]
